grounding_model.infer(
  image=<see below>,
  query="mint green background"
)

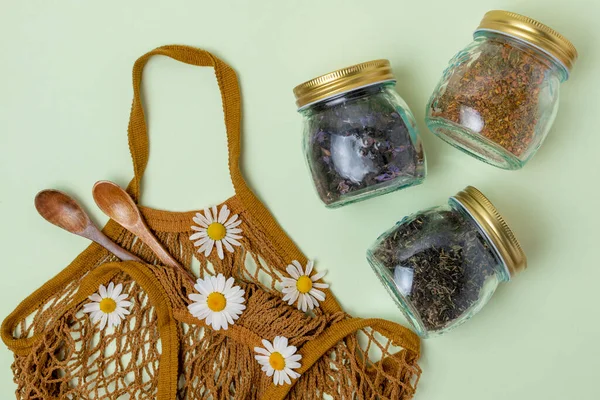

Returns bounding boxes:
[1,0,599,398]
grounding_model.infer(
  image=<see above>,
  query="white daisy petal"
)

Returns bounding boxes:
[193,213,210,227]
[311,271,326,282]
[286,265,300,279]
[223,312,234,326]
[287,291,299,305]
[227,220,242,229]
[203,208,214,223]
[216,240,224,260]
[254,347,270,356]
[89,293,102,302]
[305,260,314,276]
[112,283,123,299]
[225,214,238,226]
[203,240,215,257]
[218,205,230,223]
[292,260,304,276]
[262,339,275,353]
[98,284,107,298]
[83,302,99,311]
[309,288,326,301]
[99,314,108,330]
[118,300,133,308]
[194,236,211,248]
[224,277,235,293]
[107,282,114,298]
[282,371,291,385]
[223,236,242,248]
[190,231,207,241]
[287,354,302,362]
[281,345,296,357]
[222,239,234,253]
[115,293,129,302]
[278,336,289,349]
[281,278,297,286]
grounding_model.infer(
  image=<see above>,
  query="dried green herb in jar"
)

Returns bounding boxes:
[367,186,527,337]
[370,209,498,332]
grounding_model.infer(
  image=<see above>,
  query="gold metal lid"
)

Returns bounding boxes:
[475,10,578,73]
[293,60,395,109]
[452,186,527,278]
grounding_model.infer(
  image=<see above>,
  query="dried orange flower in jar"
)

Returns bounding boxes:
[426,10,578,170]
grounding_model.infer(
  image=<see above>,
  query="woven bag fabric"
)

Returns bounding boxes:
[1,45,422,400]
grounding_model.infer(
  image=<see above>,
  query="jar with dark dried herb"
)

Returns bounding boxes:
[367,186,526,338]
[426,10,578,170]
[293,60,426,208]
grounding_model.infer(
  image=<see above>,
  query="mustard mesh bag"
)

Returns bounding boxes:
[1,45,422,400]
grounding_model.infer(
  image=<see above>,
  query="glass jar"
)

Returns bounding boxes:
[425,10,578,170]
[367,186,526,338]
[293,60,426,208]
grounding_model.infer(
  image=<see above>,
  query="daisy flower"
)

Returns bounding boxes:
[254,336,302,386]
[190,204,243,260]
[83,282,132,330]
[187,273,246,331]
[281,260,329,312]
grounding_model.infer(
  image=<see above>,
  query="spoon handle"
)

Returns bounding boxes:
[83,225,143,262]
[130,222,182,270]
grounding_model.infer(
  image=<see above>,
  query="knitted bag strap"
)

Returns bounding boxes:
[123,45,346,314]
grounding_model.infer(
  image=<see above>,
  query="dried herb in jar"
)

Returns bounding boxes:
[371,208,498,331]
[306,86,424,205]
[429,38,552,157]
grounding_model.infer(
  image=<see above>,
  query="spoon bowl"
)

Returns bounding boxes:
[35,190,90,234]
[92,181,140,226]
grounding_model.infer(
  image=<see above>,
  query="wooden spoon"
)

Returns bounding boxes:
[92,181,194,281]
[34,189,142,262]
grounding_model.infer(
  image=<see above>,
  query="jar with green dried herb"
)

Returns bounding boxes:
[293,60,426,208]
[367,186,526,338]
[426,10,578,170]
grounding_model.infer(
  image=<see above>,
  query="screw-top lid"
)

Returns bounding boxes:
[293,60,395,109]
[452,186,527,278]
[475,10,578,74]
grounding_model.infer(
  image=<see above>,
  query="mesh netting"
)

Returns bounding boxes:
[4,198,421,399]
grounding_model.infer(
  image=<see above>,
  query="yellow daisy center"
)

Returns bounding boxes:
[99,298,117,314]
[207,292,227,312]
[207,222,227,241]
[269,352,286,371]
[296,275,313,294]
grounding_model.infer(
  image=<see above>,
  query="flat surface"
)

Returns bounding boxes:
[1,0,599,398]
